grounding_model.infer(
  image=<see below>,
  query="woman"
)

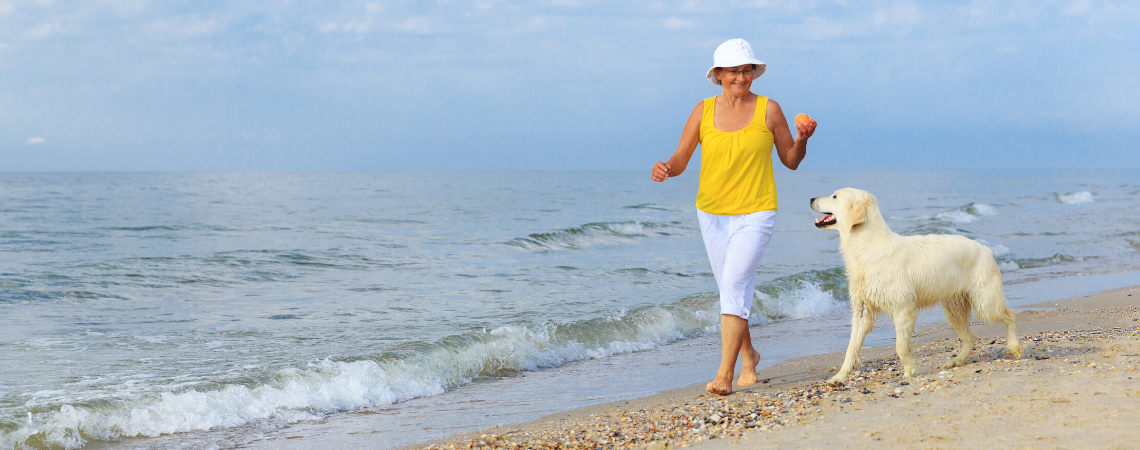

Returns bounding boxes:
[651,38,815,395]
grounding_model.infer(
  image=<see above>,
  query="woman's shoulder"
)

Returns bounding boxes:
[691,98,710,114]
[763,97,783,113]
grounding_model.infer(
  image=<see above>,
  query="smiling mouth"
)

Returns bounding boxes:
[815,213,836,228]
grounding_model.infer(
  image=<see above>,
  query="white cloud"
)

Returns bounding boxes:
[365,2,384,13]
[801,16,844,40]
[1061,0,1090,16]
[396,16,445,34]
[663,16,692,29]
[22,22,60,40]
[0,42,9,50]
[143,17,218,39]
[26,137,45,145]
[341,18,374,33]
[994,44,1019,54]
[872,1,922,29]
[100,0,149,16]
[318,18,375,34]
[0,1,13,14]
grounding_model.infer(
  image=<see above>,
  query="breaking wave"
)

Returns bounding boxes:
[1014,253,1080,269]
[623,203,683,212]
[932,202,997,225]
[0,268,846,450]
[904,202,996,236]
[1056,191,1094,204]
[506,220,689,251]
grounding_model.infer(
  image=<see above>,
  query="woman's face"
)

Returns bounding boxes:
[716,64,755,96]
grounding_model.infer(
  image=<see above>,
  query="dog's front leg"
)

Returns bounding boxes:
[892,311,918,378]
[828,303,874,386]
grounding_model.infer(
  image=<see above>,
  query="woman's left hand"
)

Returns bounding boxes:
[795,119,817,140]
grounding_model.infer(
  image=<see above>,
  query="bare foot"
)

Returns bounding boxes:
[706,377,732,395]
[737,348,761,386]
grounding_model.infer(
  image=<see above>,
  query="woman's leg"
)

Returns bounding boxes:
[706,211,775,394]
[707,313,749,395]
[737,323,761,386]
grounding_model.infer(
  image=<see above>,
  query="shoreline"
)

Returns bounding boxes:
[408,284,1140,449]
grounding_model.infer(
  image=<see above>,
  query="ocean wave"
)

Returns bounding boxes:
[1014,253,1079,269]
[932,202,997,225]
[505,220,688,251]
[906,223,973,237]
[902,202,996,236]
[622,203,682,212]
[1056,191,1094,204]
[974,241,1021,271]
[0,268,846,450]
[986,243,1011,258]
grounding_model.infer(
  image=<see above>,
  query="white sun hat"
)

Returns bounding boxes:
[705,38,766,86]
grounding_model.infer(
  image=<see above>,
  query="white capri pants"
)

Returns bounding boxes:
[698,210,776,320]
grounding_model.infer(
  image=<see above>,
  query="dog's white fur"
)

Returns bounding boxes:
[810,188,1024,385]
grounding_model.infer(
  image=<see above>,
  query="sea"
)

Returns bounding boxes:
[1,170,1138,450]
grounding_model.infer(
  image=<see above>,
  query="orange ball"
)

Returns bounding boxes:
[795,114,815,129]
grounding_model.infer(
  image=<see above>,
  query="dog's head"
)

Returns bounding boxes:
[809,188,877,232]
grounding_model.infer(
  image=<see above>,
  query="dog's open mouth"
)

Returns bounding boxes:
[815,213,836,228]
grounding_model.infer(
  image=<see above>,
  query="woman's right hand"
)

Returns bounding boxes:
[651,161,672,182]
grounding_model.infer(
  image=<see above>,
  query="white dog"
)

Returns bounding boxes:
[810,188,1024,385]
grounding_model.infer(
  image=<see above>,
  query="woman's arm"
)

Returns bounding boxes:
[767,99,815,170]
[651,101,704,182]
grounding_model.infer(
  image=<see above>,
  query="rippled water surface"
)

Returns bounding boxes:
[1,170,1137,449]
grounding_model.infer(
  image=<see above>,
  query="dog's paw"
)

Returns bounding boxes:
[826,375,846,386]
[1009,343,1025,360]
[942,360,963,369]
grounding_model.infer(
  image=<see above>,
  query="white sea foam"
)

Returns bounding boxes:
[2,359,449,450]
[1057,191,1094,204]
[935,210,978,224]
[933,202,997,224]
[0,305,715,449]
[0,270,845,450]
[976,240,1011,258]
[753,282,846,323]
[507,221,651,251]
[997,261,1020,271]
[970,203,997,216]
[974,241,1016,271]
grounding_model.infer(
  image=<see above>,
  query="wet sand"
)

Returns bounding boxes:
[412,284,1140,450]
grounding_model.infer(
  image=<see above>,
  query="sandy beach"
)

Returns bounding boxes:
[412,284,1140,450]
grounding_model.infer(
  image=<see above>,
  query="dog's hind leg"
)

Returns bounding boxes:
[1000,307,1025,359]
[891,310,918,378]
[827,302,875,386]
[941,296,976,369]
[973,266,1024,359]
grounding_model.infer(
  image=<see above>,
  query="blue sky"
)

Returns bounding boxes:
[1,0,1137,171]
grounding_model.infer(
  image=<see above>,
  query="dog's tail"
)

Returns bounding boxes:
[970,264,1013,323]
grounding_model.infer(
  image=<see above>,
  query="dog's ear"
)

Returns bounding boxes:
[845,191,873,227]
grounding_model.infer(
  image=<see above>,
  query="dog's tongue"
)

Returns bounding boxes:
[815,214,834,224]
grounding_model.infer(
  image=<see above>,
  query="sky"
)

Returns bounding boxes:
[1,0,1138,171]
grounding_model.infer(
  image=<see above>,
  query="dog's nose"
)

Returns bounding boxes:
[809,197,816,206]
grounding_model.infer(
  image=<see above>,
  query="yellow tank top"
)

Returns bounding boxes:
[696,95,778,215]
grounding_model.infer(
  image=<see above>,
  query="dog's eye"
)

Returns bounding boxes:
[832,195,837,199]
